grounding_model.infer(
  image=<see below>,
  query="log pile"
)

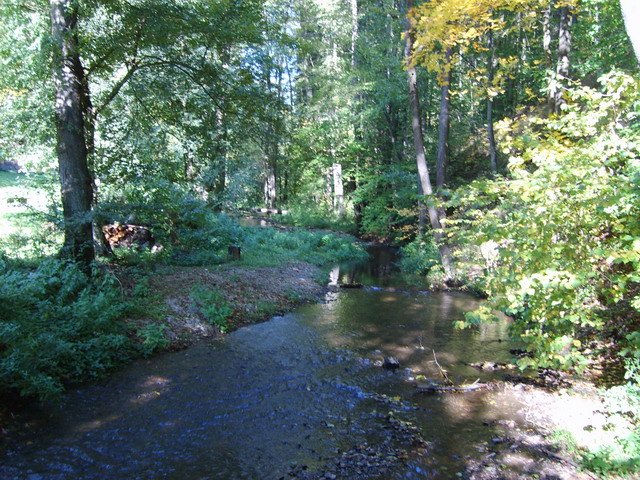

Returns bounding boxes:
[102,223,156,251]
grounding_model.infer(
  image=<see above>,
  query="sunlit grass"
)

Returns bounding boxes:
[0,170,62,259]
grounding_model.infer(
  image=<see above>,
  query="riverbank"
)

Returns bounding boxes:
[127,260,327,349]
[2,243,639,479]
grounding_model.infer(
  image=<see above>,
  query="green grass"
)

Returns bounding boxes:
[0,171,61,259]
[239,226,367,268]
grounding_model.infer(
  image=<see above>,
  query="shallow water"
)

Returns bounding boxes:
[0,247,520,479]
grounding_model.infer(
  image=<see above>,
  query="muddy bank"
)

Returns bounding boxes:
[130,261,326,347]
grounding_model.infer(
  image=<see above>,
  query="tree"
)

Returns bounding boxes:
[620,0,640,64]
[49,0,94,267]
[551,3,575,113]
[404,0,454,279]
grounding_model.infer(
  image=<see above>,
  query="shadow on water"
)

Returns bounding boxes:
[0,245,561,479]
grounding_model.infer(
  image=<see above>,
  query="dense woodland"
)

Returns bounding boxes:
[0,0,639,475]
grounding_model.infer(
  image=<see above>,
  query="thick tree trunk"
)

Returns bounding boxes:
[620,0,640,64]
[404,1,454,280]
[487,30,497,174]
[436,49,451,190]
[50,0,95,267]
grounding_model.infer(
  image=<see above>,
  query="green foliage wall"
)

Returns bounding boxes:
[450,72,640,371]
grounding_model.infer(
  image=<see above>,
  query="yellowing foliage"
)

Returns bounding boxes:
[408,0,546,84]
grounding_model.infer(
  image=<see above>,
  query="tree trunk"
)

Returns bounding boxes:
[487,30,497,174]
[333,163,344,217]
[436,49,451,190]
[404,0,454,280]
[213,108,227,211]
[50,0,95,268]
[265,154,277,209]
[350,0,358,67]
[552,6,573,114]
[543,1,553,65]
[620,0,640,64]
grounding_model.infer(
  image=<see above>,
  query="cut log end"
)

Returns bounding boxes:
[228,245,241,260]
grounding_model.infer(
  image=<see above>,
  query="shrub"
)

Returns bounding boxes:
[0,259,131,399]
[190,285,233,332]
[449,72,640,372]
[137,323,170,357]
[399,235,441,276]
[98,181,245,265]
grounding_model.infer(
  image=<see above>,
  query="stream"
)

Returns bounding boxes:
[0,247,525,479]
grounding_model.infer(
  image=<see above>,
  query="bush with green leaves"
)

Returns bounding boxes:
[137,323,170,357]
[353,166,421,242]
[98,180,245,265]
[399,235,441,276]
[0,258,132,399]
[449,72,640,372]
[190,285,233,332]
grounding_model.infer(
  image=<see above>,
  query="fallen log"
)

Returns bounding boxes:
[415,380,489,393]
[339,283,363,289]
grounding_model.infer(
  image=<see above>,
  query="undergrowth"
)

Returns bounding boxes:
[0,258,132,400]
[240,226,366,268]
[190,284,233,333]
[277,202,357,234]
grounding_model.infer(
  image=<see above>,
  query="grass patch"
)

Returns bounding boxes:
[278,203,357,234]
[240,226,367,268]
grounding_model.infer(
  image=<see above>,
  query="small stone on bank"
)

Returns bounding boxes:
[383,356,400,370]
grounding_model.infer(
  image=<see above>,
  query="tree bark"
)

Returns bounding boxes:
[552,6,573,114]
[350,0,358,67]
[404,0,454,280]
[213,108,227,211]
[265,154,277,209]
[333,163,344,217]
[620,0,640,64]
[50,0,95,267]
[436,49,451,189]
[543,1,553,66]
[487,30,497,174]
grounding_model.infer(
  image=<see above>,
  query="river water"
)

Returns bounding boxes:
[0,247,522,479]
